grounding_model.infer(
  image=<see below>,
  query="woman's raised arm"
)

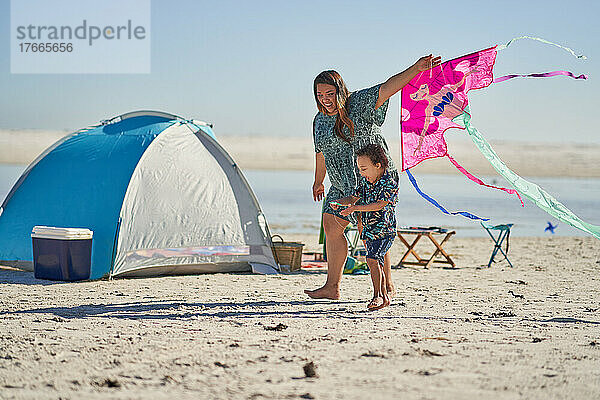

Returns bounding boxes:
[375,54,442,109]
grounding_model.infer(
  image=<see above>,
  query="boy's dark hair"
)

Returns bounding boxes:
[356,143,388,169]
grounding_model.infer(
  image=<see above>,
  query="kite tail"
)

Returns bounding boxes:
[494,70,588,84]
[455,107,600,240]
[497,35,587,59]
[495,36,587,83]
[405,169,490,221]
[445,154,525,207]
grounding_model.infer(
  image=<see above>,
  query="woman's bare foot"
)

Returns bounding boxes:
[304,285,340,300]
[382,293,391,307]
[387,287,397,299]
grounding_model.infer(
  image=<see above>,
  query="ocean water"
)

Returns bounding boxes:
[243,170,600,238]
[1,164,599,238]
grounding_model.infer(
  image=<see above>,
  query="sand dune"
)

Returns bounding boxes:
[1,129,600,177]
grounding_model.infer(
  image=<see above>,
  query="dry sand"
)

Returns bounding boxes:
[2,129,600,177]
[1,235,599,399]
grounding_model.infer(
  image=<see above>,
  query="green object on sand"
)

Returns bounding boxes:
[343,256,369,275]
[318,198,326,245]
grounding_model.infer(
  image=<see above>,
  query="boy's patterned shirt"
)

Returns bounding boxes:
[353,170,398,241]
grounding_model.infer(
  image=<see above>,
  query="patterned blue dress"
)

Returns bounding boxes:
[313,83,399,223]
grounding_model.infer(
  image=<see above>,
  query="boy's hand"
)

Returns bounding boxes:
[340,205,356,216]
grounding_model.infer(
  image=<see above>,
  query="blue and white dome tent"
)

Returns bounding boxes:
[0,110,279,278]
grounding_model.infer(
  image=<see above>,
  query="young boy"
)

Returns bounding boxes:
[330,144,398,310]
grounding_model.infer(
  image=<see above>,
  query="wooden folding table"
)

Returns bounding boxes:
[395,228,456,269]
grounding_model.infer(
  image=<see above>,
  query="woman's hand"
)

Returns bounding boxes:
[340,205,356,217]
[330,201,339,210]
[312,181,325,201]
[415,54,442,72]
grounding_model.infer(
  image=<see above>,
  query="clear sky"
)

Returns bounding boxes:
[1,0,598,144]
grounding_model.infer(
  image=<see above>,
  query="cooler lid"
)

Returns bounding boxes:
[32,226,93,240]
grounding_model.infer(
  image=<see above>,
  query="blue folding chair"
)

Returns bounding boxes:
[481,222,514,268]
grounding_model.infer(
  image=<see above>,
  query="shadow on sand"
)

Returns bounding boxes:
[2,299,598,325]
[2,300,368,320]
[0,267,73,286]
[0,265,334,286]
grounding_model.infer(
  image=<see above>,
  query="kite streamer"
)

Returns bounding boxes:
[494,70,588,83]
[455,107,600,240]
[497,35,587,59]
[406,170,490,221]
[445,154,524,206]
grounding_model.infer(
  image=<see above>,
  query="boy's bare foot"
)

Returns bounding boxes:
[304,286,340,300]
[367,296,387,311]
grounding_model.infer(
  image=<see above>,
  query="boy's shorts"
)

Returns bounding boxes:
[365,235,395,266]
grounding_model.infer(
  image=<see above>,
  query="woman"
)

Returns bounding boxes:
[305,54,442,300]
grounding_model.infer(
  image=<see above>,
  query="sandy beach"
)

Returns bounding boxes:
[2,129,600,178]
[1,235,599,399]
[2,1,598,398]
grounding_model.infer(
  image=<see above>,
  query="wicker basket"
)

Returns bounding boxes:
[271,235,304,271]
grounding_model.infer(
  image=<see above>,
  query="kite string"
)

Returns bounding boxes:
[445,154,525,207]
[497,35,587,60]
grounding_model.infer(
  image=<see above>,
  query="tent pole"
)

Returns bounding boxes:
[108,218,121,280]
